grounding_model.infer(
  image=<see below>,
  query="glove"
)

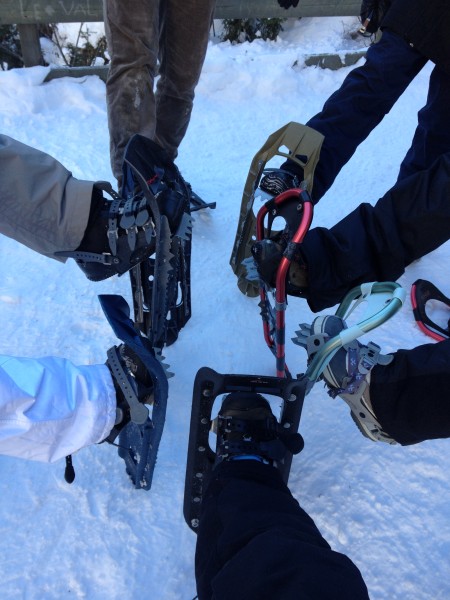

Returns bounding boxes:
[277,0,300,8]
[359,0,391,35]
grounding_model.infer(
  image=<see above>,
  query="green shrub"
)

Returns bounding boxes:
[221,18,286,43]
[0,25,22,69]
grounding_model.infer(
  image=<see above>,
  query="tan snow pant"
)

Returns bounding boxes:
[103,0,216,180]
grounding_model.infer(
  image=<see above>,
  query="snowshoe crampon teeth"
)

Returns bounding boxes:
[292,323,313,348]
[241,256,259,281]
[155,350,174,379]
[175,212,193,241]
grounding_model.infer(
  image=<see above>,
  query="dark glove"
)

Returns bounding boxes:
[359,0,391,35]
[278,0,300,9]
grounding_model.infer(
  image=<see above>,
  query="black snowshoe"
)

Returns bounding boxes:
[183,367,306,532]
[121,135,193,350]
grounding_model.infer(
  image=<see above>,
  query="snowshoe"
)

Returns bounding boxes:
[99,294,169,490]
[183,367,307,532]
[411,279,450,341]
[229,122,324,297]
[121,135,192,349]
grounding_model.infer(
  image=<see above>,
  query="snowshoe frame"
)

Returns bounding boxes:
[251,187,314,377]
[229,122,324,297]
[411,279,450,341]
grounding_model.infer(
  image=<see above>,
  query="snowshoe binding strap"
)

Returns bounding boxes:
[105,346,150,427]
[411,279,450,341]
[56,181,157,281]
[213,413,304,464]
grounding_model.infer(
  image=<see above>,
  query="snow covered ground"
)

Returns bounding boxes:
[1,16,449,600]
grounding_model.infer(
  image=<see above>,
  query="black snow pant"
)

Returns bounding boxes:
[371,339,450,446]
[195,460,369,600]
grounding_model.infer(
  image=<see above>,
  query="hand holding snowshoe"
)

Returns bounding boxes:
[104,344,155,443]
[248,185,312,296]
[121,136,191,234]
[56,182,158,281]
[251,234,309,296]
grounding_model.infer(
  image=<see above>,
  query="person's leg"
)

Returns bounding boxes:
[103,0,160,179]
[300,152,450,311]
[397,66,450,181]
[370,339,450,445]
[0,355,116,462]
[0,135,93,257]
[155,0,215,159]
[281,30,427,203]
[196,460,369,600]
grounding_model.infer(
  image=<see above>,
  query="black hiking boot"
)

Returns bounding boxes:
[251,236,308,296]
[57,183,158,281]
[214,391,303,466]
[308,315,396,444]
[259,168,302,198]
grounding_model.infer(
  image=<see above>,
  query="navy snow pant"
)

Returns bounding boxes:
[195,460,369,600]
[301,152,450,313]
[301,30,450,202]
[296,153,450,447]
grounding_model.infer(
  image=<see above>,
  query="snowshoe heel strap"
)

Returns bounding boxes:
[106,346,149,425]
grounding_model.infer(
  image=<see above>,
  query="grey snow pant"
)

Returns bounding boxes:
[103,0,216,179]
[0,135,93,260]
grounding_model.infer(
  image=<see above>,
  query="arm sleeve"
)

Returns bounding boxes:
[0,135,94,260]
[0,355,117,462]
